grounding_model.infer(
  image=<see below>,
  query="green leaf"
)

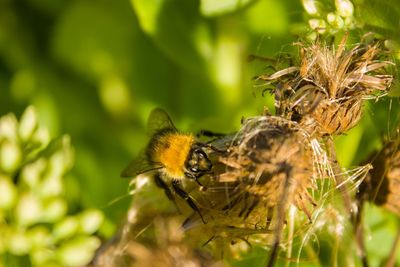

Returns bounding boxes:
[334,124,363,167]
[200,0,258,16]
[131,0,211,73]
[129,0,163,34]
[355,0,400,41]
[244,0,290,34]
[51,1,142,80]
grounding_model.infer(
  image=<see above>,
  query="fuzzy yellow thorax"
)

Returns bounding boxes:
[153,133,194,180]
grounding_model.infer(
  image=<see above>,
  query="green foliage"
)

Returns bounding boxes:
[0,107,103,267]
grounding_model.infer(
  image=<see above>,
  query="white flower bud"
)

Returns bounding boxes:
[0,175,17,209]
[8,230,31,255]
[27,226,51,248]
[335,0,354,17]
[54,217,79,241]
[302,0,321,15]
[0,114,18,141]
[16,193,42,226]
[308,18,326,33]
[57,236,101,266]
[78,210,104,234]
[33,127,50,148]
[327,12,344,28]
[0,140,22,173]
[18,106,38,142]
[42,198,67,223]
[21,158,47,188]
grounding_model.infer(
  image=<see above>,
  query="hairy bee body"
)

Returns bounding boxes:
[121,108,212,181]
[147,129,196,181]
[121,108,216,223]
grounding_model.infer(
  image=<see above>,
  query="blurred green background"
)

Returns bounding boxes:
[0,0,400,266]
[0,0,305,227]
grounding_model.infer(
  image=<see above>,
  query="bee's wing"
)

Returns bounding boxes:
[120,151,162,178]
[209,133,238,151]
[147,108,177,136]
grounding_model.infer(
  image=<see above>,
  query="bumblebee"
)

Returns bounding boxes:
[121,108,222,223]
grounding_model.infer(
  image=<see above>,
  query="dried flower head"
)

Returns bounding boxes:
[217,115,317,221]
[189,114,344,265]
[258,35,394,135]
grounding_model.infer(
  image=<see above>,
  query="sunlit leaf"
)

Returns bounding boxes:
[355,0,400,41]
[131,0,211,73]
[200,0,257,16]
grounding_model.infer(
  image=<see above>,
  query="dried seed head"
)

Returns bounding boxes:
[185,115,345,263]
[259,35,394,135]
[216,115,318,222]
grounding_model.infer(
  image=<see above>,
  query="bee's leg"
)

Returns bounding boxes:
[238,193,259,219]
[238,192,251,217]
[183,172,206,190]
[222,184,244,212]
[154,174,181,213]
[172,180,207,224]
[202,235,216,247]
[222,194,242,212]
[243,197,259,219]
[194,178,207,191]
[266,207,274,229]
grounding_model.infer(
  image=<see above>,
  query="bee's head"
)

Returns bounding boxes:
[184,145,212,179]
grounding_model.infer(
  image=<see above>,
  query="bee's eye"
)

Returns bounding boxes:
[195,149,206,159]
[191,167,198,172]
